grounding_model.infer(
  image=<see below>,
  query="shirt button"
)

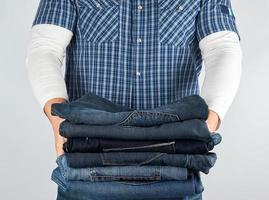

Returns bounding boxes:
[138,5,143,10]
[96,3,101,8]
[137,38,142,43]
[177,6,184,11]
[136,71,141,76]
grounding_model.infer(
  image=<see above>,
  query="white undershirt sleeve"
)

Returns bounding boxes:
[26,24,73,110]
[200,31,243,121]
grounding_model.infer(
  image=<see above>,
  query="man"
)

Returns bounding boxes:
[26,0,242,199]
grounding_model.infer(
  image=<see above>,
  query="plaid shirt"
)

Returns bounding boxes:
[33,0,239,109]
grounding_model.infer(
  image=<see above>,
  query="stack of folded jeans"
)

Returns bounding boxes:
[51,92,222,200]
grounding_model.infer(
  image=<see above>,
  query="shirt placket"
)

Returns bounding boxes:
[131,0,145,109]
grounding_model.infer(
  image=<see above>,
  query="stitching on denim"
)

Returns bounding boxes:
[138,153,166,165]
[100,154,107,165]
[137,111,180,121]
[118,110,180,126]
[51,175,67,192]
[116,110,138,126]
[103,141,175,152]
[57,156,67,179]
[90,175,161,181]
[140,111,180,119]
[185,154,189,168]
[114,180,161,185]
[101,153,165,166]
[172,142,176,153]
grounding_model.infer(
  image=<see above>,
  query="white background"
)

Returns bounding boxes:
[0,0,268,199]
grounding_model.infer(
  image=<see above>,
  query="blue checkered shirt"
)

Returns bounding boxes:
[32,0,239,109]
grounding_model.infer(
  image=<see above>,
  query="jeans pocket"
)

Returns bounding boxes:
[77,0,120,43]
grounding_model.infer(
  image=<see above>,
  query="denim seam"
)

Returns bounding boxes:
[138,153,166,165]
[51,175,67,192]
[114,180,161,186]
[90,175,161,181]
[138,111,181,121]
[102,141,175,152]
[101,153,165,166]
[185,154,189,168]
[118,110,181,126]
[56,155,68,180]
[138,110,179,117]
[116,110,137,126]
[172,142,176,153]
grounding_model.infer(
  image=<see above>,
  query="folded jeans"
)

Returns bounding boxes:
[65,152,217,174]
[57,154,189,182]
[51,92,209,127]
[52,166,204,200]
[63,133,221,154]
[60,119,213,142]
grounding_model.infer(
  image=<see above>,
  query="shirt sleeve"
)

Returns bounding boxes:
[32,0,77,32]
[196,0,240,42]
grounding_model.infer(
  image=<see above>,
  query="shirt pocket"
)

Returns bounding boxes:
[158,0,200,47]
[77,0,120,43]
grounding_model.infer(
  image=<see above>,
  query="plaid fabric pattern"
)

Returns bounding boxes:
[32,0,239,109]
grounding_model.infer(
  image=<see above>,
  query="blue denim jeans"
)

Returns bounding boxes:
[57,154,188,181]
[65,152,217,174]
[51,92,209,127]
[52,166,203,200]
[57,187,202,200]
[63,133,221,154]
[59,119,213,142]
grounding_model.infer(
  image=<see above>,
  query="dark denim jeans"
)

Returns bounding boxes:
[57,154,188,181]
[57,187,202,200]
[65,152,217,174]
[63,133,221,154]
[59,119,213,142]
[51,92,209,127]
[52,165,204,200]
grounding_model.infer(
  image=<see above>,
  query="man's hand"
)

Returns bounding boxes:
[206,110,221,133]
[44,98,68,157]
